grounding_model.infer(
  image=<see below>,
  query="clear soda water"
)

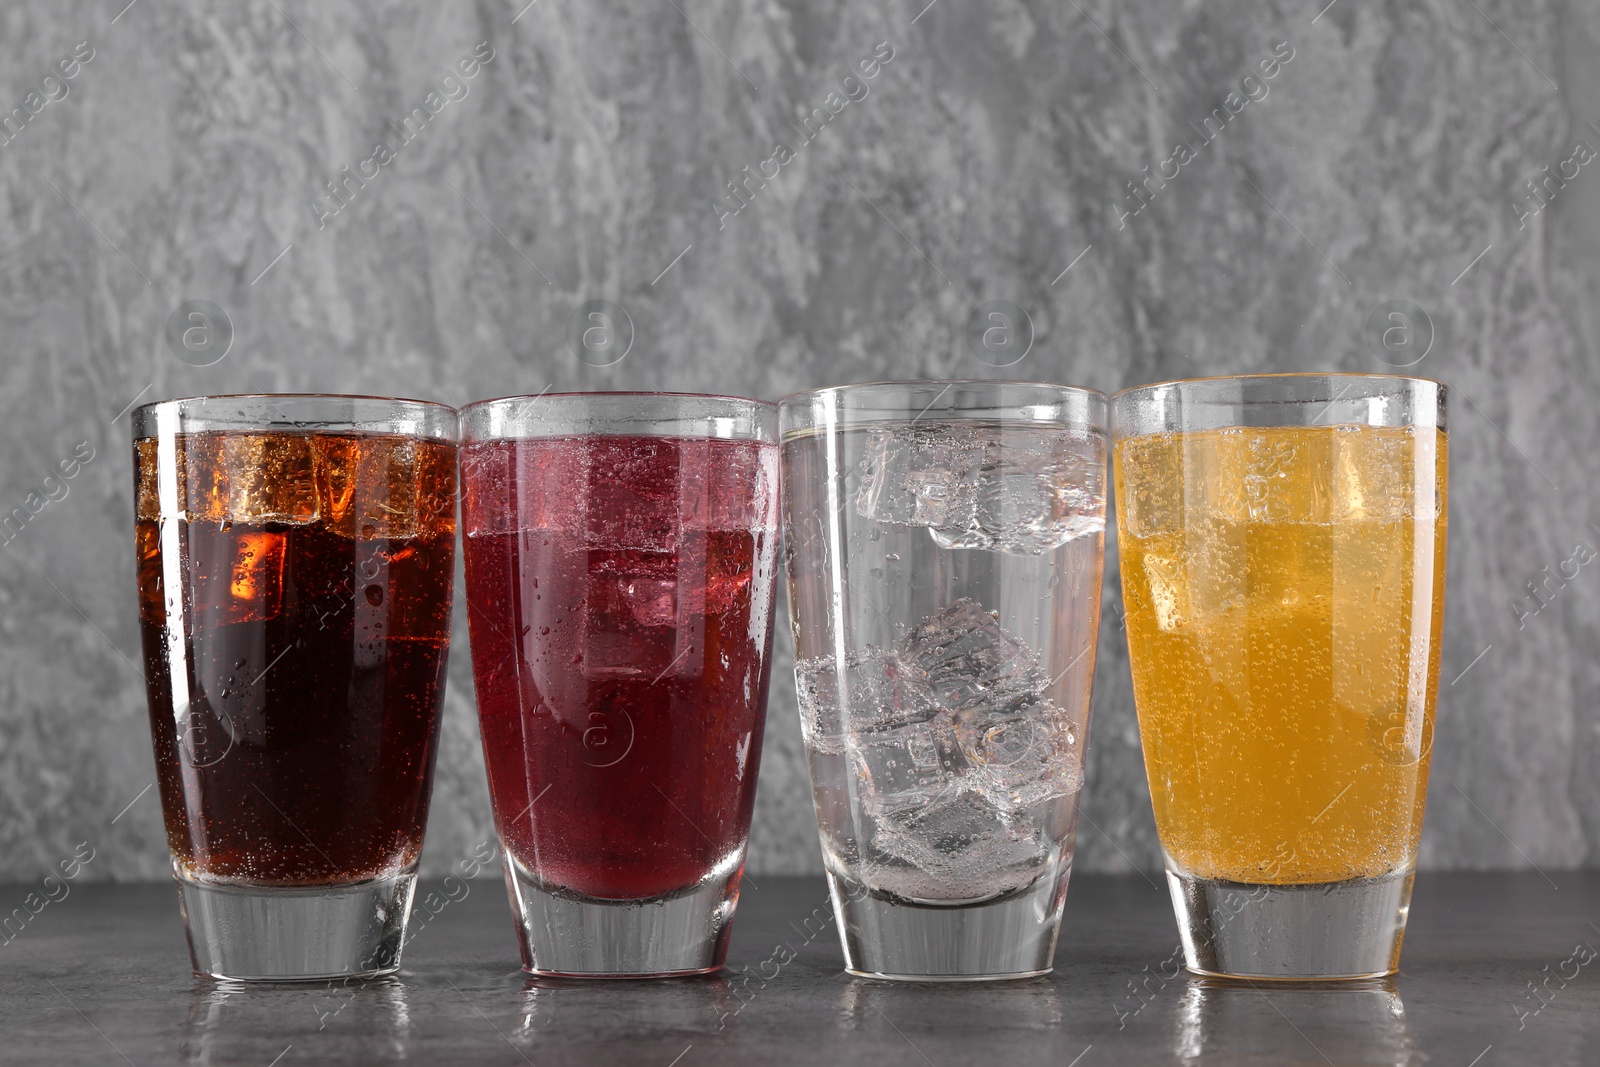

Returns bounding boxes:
[782,421,1106,906]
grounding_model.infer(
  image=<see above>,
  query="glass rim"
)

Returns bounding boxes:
[459,390,777,443]
[1110,371,1446,402]
[131,392,457,440]
[778,377,1108,408]
[459,389,777,417]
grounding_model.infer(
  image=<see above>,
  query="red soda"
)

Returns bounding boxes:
[462,434,779,901]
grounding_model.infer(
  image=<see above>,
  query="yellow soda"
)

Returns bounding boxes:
[1115,424,1447,885]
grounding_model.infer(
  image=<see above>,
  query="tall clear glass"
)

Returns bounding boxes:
[459,392,781,977]
[132,394,459,980]
[780,380,1108,980]
[1112,373,1448,980]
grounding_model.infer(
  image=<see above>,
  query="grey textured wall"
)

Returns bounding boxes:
[2,0,1597,882]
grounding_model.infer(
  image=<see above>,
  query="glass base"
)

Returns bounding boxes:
[1167,867,1412,980]
[177,869,416,981]
[827,867,1068,981]
[503,856,741,977]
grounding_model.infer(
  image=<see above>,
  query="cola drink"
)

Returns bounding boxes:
[135,424,457,887]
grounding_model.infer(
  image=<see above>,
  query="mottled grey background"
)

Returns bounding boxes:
[2,0,1596,882]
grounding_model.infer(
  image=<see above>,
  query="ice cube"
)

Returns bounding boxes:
[134,519,163,625]
[584,438,680,552]
[1115,433,1184,538]
[219,434,320,525]
[621,575,680,629]
[458,444,508,519]
[193,530,286,627]
[1141,551,1189,632]
[582,548,703,680]
[931,445,1106,555]
[849,714,966,816]
[1136,525,1248,633]
[957,700,1083,813]
[703,534,758,616]
[795,648,937,742]
[926,523,993,551]
[572,440,742,683]
[686,439,779,533]
[867,790,1048,902]
[135,438,163,522]
[980,454,1063,551]
[855,427,981,529]
[460,443,515,537]
[482,440,593,538]
[1030,443,1107,541]
[899,598,1044,713]
[1332,424,1434,522]
[794,658,848,754]
[1243,429,1333,524]
[174,434,227,522]
[345,435,424,540]
[581,618,699,681]
[313,435,363,533]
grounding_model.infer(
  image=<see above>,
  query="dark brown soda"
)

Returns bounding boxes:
[134,432,456,886]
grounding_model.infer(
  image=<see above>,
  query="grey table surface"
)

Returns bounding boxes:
[2,873,1595,1066]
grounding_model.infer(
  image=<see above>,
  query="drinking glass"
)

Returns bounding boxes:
[779,380,1108,980]
[1112,373,1448,979]
[459,392,781,977]
[133,394,459,980]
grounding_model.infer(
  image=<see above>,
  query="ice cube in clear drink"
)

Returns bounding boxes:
[798,648,937,738]
[957,700,1082,813]
[794,658,848,754]
[849,714,966,816]
[1020,443,1106,545]
[855,427,981,529]
[931,443,1105,554]
[900,598,1044,713]
[868,790,1048,902]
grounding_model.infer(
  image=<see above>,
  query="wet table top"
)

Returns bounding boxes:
[2,872,1594,1066]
